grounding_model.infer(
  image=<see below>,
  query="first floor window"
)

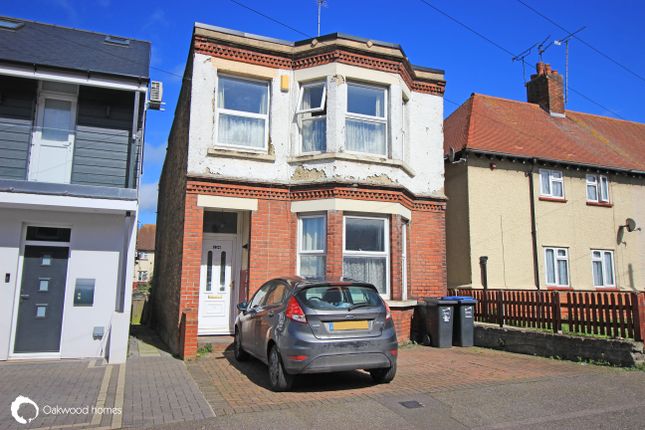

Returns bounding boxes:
[345,83,388,156]
[592,250,615,287]
[216,75,269,149]
[586,174,609,203]
[544,247,569,286]
[343,216,389,297]
[298,215,326,279]
[539,169,564,198]
[298,81,327,153]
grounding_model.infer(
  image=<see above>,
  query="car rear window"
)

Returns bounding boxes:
[297,285,382,310]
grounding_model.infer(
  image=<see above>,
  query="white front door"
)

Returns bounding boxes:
[29,95,77,183]
[199,238,234,335]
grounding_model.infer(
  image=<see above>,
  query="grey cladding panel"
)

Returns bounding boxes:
[71,87,134,188]
[0,77,35,180]
[71,125,130,188]
[0,118,31,180]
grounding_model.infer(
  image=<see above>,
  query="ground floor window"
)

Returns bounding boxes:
[544,247,569,287]
[592,250,615,287]
[343,215,389,297]
[137,271,148,282]
[298,214,326,279]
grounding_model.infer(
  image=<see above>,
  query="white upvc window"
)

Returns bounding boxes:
[591,250,615,287]
[296,81,326,153]
[343,215,390,298]
[544,247,569,287]
[586,174,610,203]
[539,169,564,198]
[298,214,326,279]
[345,82,388,156]
[216,75,270,150]
[138,271,148,282]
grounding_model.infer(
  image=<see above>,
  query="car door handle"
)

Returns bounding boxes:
[20,294,29,300]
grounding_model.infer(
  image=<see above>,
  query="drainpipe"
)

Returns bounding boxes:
[479,256,489,291]
[528,159,541,289]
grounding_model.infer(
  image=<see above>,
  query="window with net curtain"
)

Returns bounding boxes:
[299,215,326,279]
[539,169,564,198]
[592,250,615,287]
[297,82,326,152]
[345,83,387,156]
[544,247,569,286]
[343,216,389,296]
[217,75,269,149]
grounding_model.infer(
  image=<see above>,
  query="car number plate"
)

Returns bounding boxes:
[328,320,369,331]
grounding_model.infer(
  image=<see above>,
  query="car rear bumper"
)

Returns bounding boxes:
[278,322,398,374]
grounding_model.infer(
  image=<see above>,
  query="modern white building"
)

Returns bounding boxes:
[0,16,150,363]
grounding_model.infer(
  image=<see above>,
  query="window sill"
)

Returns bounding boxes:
[539,196,567,203]
[288,152,416,177]
[207,147,275,163]
[386,299,417,308]
[546,286,572,291]
[586,201,613,208]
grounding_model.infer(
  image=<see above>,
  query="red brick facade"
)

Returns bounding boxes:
[170,179,446,358]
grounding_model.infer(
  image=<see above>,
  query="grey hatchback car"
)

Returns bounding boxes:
[234,277,398,391]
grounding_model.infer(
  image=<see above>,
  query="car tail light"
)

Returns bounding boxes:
[288,355,308,361]
[384,300,392,320]
[390,348,398,357]
[285,296,307,323]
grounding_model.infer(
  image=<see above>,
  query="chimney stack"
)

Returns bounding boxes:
[526,62,565,117]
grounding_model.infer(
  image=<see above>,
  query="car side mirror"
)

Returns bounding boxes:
[237,302,248,313]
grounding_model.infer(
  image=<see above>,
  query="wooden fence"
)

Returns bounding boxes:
[448,288,645,341]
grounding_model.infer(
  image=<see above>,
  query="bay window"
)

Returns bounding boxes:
[343,216,389,297]
[297,82,326,152]
[216,75,269,150]
[592,250,615,287]
[586,174,609,203]
[345,83,388,156]
[544,247,569,286]
[298,215,326,279]
[539,169,564,198]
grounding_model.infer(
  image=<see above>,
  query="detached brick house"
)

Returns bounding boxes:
[444,62,645,292]
[153,23,448,358]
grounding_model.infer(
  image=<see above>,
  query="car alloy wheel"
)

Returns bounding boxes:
[268,346,293,392]
[234,329,249,361]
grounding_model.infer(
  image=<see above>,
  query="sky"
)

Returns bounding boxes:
[5,0,644,225]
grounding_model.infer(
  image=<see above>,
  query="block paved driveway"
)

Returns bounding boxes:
[169,343,645,429]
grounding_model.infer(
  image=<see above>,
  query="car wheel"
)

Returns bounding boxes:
[268,345,294,392]
[369,363,397,384]
[234,328,249,361]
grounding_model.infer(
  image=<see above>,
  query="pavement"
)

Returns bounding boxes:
[1,329,644,430]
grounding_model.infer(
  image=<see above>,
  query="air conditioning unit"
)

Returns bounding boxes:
[149,81,163,110]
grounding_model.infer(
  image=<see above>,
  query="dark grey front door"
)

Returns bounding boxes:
[14,246,69,353]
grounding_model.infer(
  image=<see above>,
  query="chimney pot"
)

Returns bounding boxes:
[536,62,546,75]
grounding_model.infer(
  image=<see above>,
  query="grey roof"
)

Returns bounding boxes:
[0,16,150,79]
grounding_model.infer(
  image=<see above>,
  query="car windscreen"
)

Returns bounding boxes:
[297,285,382,310]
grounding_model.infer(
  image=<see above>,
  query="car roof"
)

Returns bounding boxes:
[270,276,376,290]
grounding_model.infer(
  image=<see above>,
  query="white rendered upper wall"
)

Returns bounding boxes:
[186,53,445,197]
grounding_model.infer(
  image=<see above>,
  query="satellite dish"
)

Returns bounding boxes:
[625,218,637,232]
[448,147,456,163]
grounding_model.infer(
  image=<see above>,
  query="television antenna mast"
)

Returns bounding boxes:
[554,27,586,105]
[512,42,538,82]
[536,34,552,62]
[317,0,328,37]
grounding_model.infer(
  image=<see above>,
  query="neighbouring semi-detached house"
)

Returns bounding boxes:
[0,17,150,363]
[154,23,447,359]
[444,62,645,292]
[134,223,156,288]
